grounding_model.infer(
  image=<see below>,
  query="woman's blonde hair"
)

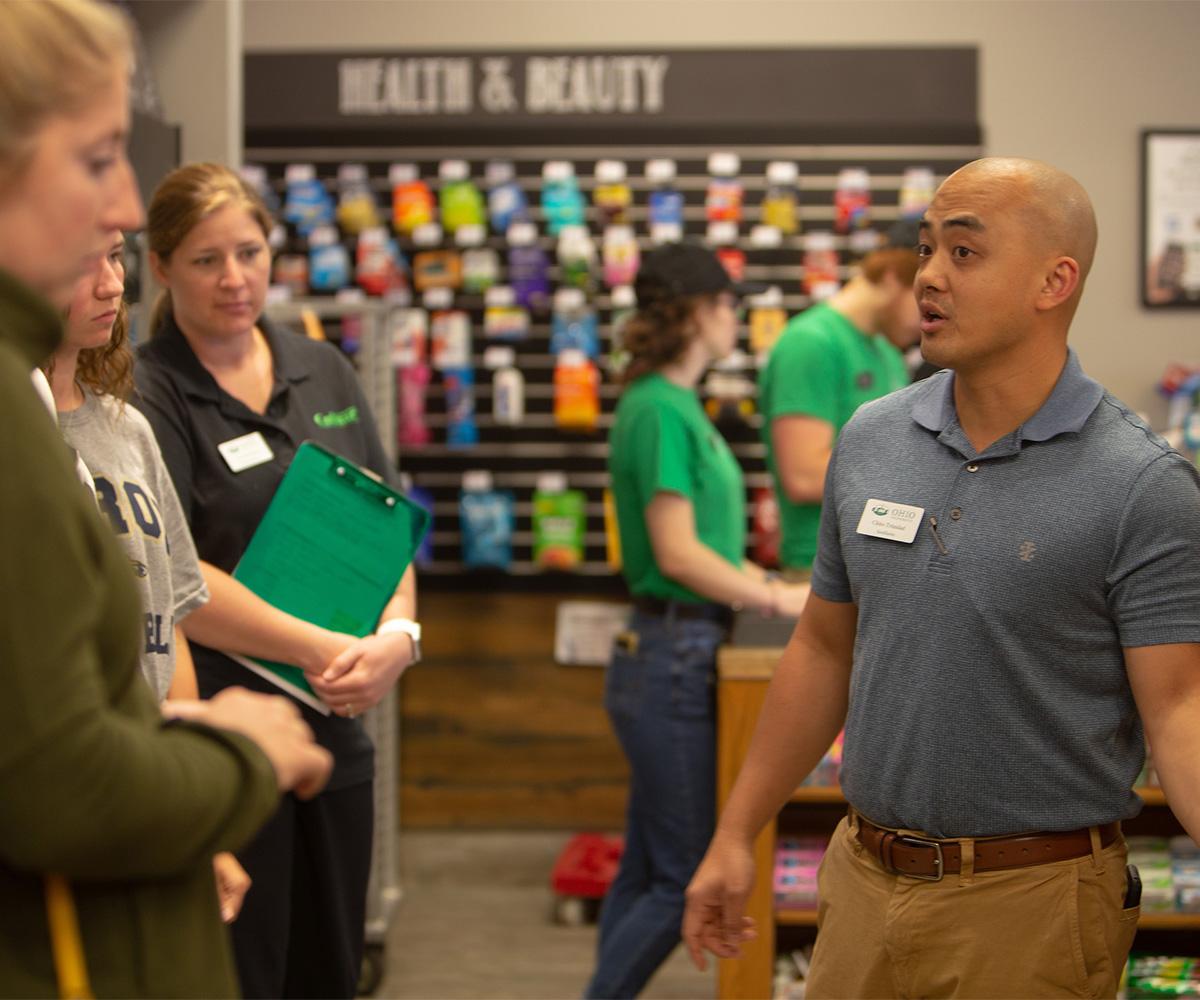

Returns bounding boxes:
[147,162,274,334]
[0,0,133,184]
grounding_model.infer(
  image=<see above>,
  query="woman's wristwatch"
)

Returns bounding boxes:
[376,617,423,664]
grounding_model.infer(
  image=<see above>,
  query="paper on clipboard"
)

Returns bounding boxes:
[228,441,430,713]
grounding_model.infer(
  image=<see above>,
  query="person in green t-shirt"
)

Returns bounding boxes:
[587,243,808,1000]
[759,231,922,571]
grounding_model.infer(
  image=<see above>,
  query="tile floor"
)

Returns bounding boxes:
[373,831,716,999]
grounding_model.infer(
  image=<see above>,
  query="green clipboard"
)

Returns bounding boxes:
[228,441,430,713]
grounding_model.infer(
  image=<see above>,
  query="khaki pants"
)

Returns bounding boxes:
[806,815,1140,999]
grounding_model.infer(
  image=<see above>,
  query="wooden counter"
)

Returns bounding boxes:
[715,645,783,1000]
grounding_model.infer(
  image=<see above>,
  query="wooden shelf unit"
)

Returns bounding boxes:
[715,645,1198,1000]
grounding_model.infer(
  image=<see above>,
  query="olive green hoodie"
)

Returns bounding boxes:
[0,270,279,998]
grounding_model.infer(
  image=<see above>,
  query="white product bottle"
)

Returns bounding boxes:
[485,345,525,426]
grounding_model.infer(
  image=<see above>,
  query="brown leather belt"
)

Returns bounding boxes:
[856,815,1121,882]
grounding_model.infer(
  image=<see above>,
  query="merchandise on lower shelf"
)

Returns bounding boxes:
[774,836,826,910]
[1126,955,1200,998]
[773,946,813,1000]
[1127,836,1200,914]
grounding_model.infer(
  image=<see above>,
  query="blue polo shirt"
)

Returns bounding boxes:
[813,350,1200,837]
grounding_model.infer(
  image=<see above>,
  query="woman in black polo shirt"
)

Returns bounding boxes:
[134,163,420,1000]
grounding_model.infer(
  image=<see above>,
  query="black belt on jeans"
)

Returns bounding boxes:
[633,596,733,627]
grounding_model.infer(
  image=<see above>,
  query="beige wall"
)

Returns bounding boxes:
[134,0,243,166]
[244,0,1200,421]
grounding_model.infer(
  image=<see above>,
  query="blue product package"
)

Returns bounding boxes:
[284,177,335,236]
[550,307,600,358]
[443,366,479,447]
[309,242,351,291]
[407,485,436,567]
[648,188,684,227]
[489,181,529,233]
[508,244,551,312]
[460,489,515,569]
[541,176,586,235]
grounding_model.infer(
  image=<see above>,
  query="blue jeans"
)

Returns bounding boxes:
[584,611,724,1000]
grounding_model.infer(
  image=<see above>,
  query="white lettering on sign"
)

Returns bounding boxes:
[524,56,669,114]
[338,58,473,115]
[479,58,519,112]
[337,55,670,118]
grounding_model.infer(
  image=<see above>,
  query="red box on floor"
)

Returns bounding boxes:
[551,833,624,899]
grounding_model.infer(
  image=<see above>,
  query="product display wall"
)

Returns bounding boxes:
[243,46,982,586]
[247,143,978,585]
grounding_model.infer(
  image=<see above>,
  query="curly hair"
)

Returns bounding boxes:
[42,299,134,402]
[620,294,712,384]
[76,300,134,400]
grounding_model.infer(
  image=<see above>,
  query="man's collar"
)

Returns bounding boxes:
[911,349,1104,443]
[1020,350,1106,441]
[0,269,63,368]
[911,368,956,433]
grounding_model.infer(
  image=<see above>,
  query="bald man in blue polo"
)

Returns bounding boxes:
[683,157,1200,999]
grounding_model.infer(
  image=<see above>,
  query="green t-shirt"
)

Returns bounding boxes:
[758,302,909,569]
[609,373,745,601]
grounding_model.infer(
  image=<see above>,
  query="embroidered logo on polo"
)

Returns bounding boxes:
[313,405,360,429]
[1019,541,1037,562]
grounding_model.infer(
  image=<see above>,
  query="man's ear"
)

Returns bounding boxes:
[1036,256,1081,312]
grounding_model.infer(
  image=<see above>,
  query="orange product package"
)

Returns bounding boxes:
[554,350,600,431]
[392,179,435,234]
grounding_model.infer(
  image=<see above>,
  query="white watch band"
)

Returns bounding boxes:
[376,617,422,663]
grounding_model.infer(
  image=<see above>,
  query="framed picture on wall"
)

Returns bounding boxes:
[1142,129,1200,308]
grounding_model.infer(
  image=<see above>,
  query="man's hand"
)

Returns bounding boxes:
[770,580,811,619]
[307,632,416,718]
[682,834,758,971]
[164,688,332,798]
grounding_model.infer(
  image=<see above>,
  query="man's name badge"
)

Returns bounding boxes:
[218,431,274,473]
[856,498,925,544]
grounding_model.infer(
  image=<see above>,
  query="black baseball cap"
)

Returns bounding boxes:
[884,218,923,252]
[635,241,761,305]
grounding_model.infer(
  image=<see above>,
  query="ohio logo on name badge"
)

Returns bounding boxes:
[856,498,925,544]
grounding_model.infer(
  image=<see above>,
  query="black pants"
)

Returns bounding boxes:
[232,781,374,999]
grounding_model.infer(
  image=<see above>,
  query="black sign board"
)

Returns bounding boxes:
[245,47,979,147]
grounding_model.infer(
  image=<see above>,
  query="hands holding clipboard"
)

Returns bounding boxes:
[228,442,430,715]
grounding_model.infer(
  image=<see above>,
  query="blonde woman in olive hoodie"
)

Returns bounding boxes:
[0,3,331,996]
